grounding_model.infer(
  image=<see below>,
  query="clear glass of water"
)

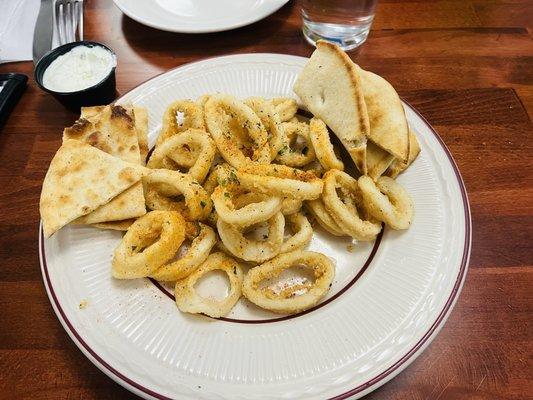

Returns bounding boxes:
[302,0,378,51]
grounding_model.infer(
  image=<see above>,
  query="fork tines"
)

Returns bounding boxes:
[55,0,84,46]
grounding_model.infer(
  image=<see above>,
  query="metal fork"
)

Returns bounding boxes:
[55,0,84,45]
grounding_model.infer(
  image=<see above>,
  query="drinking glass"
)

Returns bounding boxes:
[302,0,378,51]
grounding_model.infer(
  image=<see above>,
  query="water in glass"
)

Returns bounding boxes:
[302,0,378,51]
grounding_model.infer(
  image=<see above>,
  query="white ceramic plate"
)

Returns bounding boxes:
[40,54,471,399]
[113,0,290,33]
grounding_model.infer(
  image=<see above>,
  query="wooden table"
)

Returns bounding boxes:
[1,0,531,398]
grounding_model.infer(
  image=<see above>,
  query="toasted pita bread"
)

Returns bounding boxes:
[386,129,421,178]
[66,105,141,164]
[74,182,145,224]
[366,141,395,180]
[133,106,149,165]
[79,105,106,120]
[66,105,147,224]
[357,67,409,162]
[80,105,148,164]
[40,140,146,237]
[294,40,369,174]
[91,219,135,231]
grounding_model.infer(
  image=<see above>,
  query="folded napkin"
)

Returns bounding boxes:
[0,0,40,63]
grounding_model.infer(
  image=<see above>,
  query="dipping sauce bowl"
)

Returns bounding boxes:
[34,41,117,111]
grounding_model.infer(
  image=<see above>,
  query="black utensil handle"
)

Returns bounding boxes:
[0,74,28,131]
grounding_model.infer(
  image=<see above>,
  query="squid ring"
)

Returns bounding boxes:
[144,169,212,221]
[322,169,382,241]
[112,211,185,279]
[309,117,344,171]
[242,250,335,314]
[201,165,230,227]
[233,192,286,217]
[303,159,326,178]
[202,164,234,195]
[280,212,313,253]
[270,97,298,122]
[276,121,316,167]
[231,192,297,221]
[148,129,216,184]
[280,198,303,215]
[217,212,285,263]
[150,223,217,281]
[245,97,286,160]
[157,100,205,146]
[211,185,282,228]
[204,95,270,167]
[203,164,239,227]
[236,163,323,200]
[174,252,244,318]
[196,94,211,107]
[358,176,414,230]
[305,199,346,237]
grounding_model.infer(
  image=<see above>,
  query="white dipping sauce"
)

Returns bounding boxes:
[42,45,115,92]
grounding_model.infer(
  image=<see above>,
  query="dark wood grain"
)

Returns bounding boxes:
[0,0,532,399]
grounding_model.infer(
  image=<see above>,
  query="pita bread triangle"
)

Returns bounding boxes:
[356,66,409,162]
[66,104,141,164]
[91,218,136,231]
[65,105,147,224]
[366,141,395,180]
[40,139,146,237]
[294,40,370,174]
[74,183,145,224]
[386,129,421,178]
[80,104,149,165]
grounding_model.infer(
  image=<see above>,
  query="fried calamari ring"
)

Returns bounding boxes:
[305,199,346,236]
[271,97,298,122]
[212,186,282,228]
[175,252,244,318]
[112,211,185,279]
[232,191,302,218]
[233,192,295,220]
[303,160,326,178]
[281,212,313,253]
[322,170,382,241]
[276,121,316,167]
[245,97,286,160]
[242,250,335,314]
[231,192,269,208]
[280,198,302,215]
[157,100,205,146]
[217,212,285,263]
[202,165,236,227]
[204,95,270,167]
[144,169,212,221]
[196,94,211,107]
[203,164,233,195]
[204,207,218,227]
[358,176,414,230]
[215,238,233,256]
[150,223,216,281]
[147,129,216,183]
[236,164,323,200]
[309,117,344,171]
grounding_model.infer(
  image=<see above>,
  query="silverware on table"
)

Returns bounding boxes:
[55,0,84,46]
[33,0,55,64]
